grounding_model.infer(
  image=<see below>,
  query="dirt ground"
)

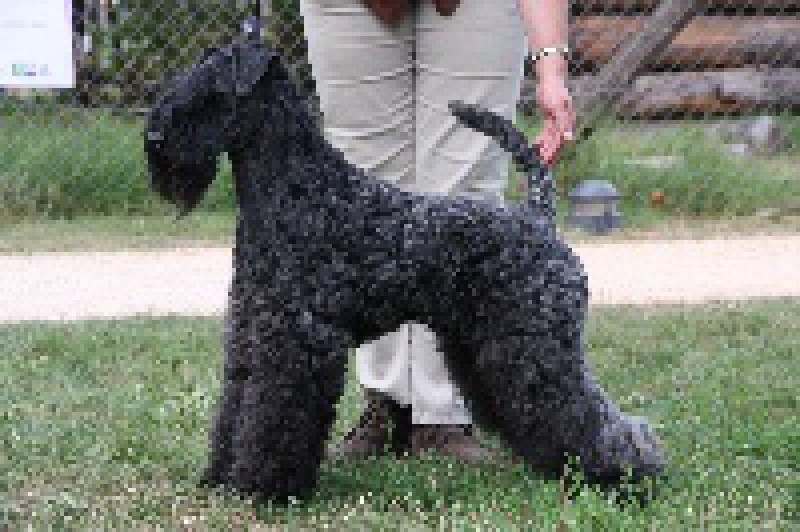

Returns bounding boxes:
[1,235,798,323]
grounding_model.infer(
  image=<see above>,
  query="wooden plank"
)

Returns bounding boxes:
[573,15,800,70]
[564,67,800,117]
[567,0,699,145]
[570,0,800,13]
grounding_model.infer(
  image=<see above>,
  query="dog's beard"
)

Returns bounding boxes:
[145,101,228,213]
[146,140,219,213]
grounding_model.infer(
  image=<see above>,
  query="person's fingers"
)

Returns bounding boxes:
[567,100,578,132]
[542,118,561,164]
[535,129,554,165]
[539,143,555,166]
[534,137,546,164]
[537,120,574,165]
[555,100,575,142]
[538,96,578,164]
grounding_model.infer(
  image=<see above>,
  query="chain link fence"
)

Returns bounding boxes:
[1,0,799,222]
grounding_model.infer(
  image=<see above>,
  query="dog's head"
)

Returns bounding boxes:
[144,37,282,213]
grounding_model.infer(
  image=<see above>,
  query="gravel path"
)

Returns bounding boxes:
[2,235,799,323]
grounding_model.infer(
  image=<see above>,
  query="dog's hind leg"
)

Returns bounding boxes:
[226,311,350,503]
[470,332,665,483]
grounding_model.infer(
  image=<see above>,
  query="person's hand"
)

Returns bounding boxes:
[533,77,576,166]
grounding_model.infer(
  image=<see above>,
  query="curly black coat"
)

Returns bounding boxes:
[144,35,665,503]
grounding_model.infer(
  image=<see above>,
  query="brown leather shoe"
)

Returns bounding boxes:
[327,389,411,460]
[409,425,498,464]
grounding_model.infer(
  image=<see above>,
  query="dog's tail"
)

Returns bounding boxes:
[447,101,555,221]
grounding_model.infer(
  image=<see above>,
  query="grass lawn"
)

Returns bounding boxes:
[0,213,236,254]
[2,299,797,529]
[2,104,799,253]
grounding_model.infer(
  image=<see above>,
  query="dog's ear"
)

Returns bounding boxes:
[214,42,278,98]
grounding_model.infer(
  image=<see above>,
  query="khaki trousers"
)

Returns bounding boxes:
[300,0,526,425]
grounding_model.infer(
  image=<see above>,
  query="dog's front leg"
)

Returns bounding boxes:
[226,311,350,503]
[201,308,247,488]
[202,271,253,487]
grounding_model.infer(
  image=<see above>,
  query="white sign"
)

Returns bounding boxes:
[0,0,75,88]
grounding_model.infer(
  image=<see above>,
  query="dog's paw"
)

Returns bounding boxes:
[623,415,667,476]
[585,414,667,483]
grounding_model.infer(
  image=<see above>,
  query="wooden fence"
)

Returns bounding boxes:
[522,0,800,118]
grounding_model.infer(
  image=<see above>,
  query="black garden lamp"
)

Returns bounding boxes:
[567,179,622,235]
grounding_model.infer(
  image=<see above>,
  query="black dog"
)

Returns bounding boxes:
[145,35,665,503]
